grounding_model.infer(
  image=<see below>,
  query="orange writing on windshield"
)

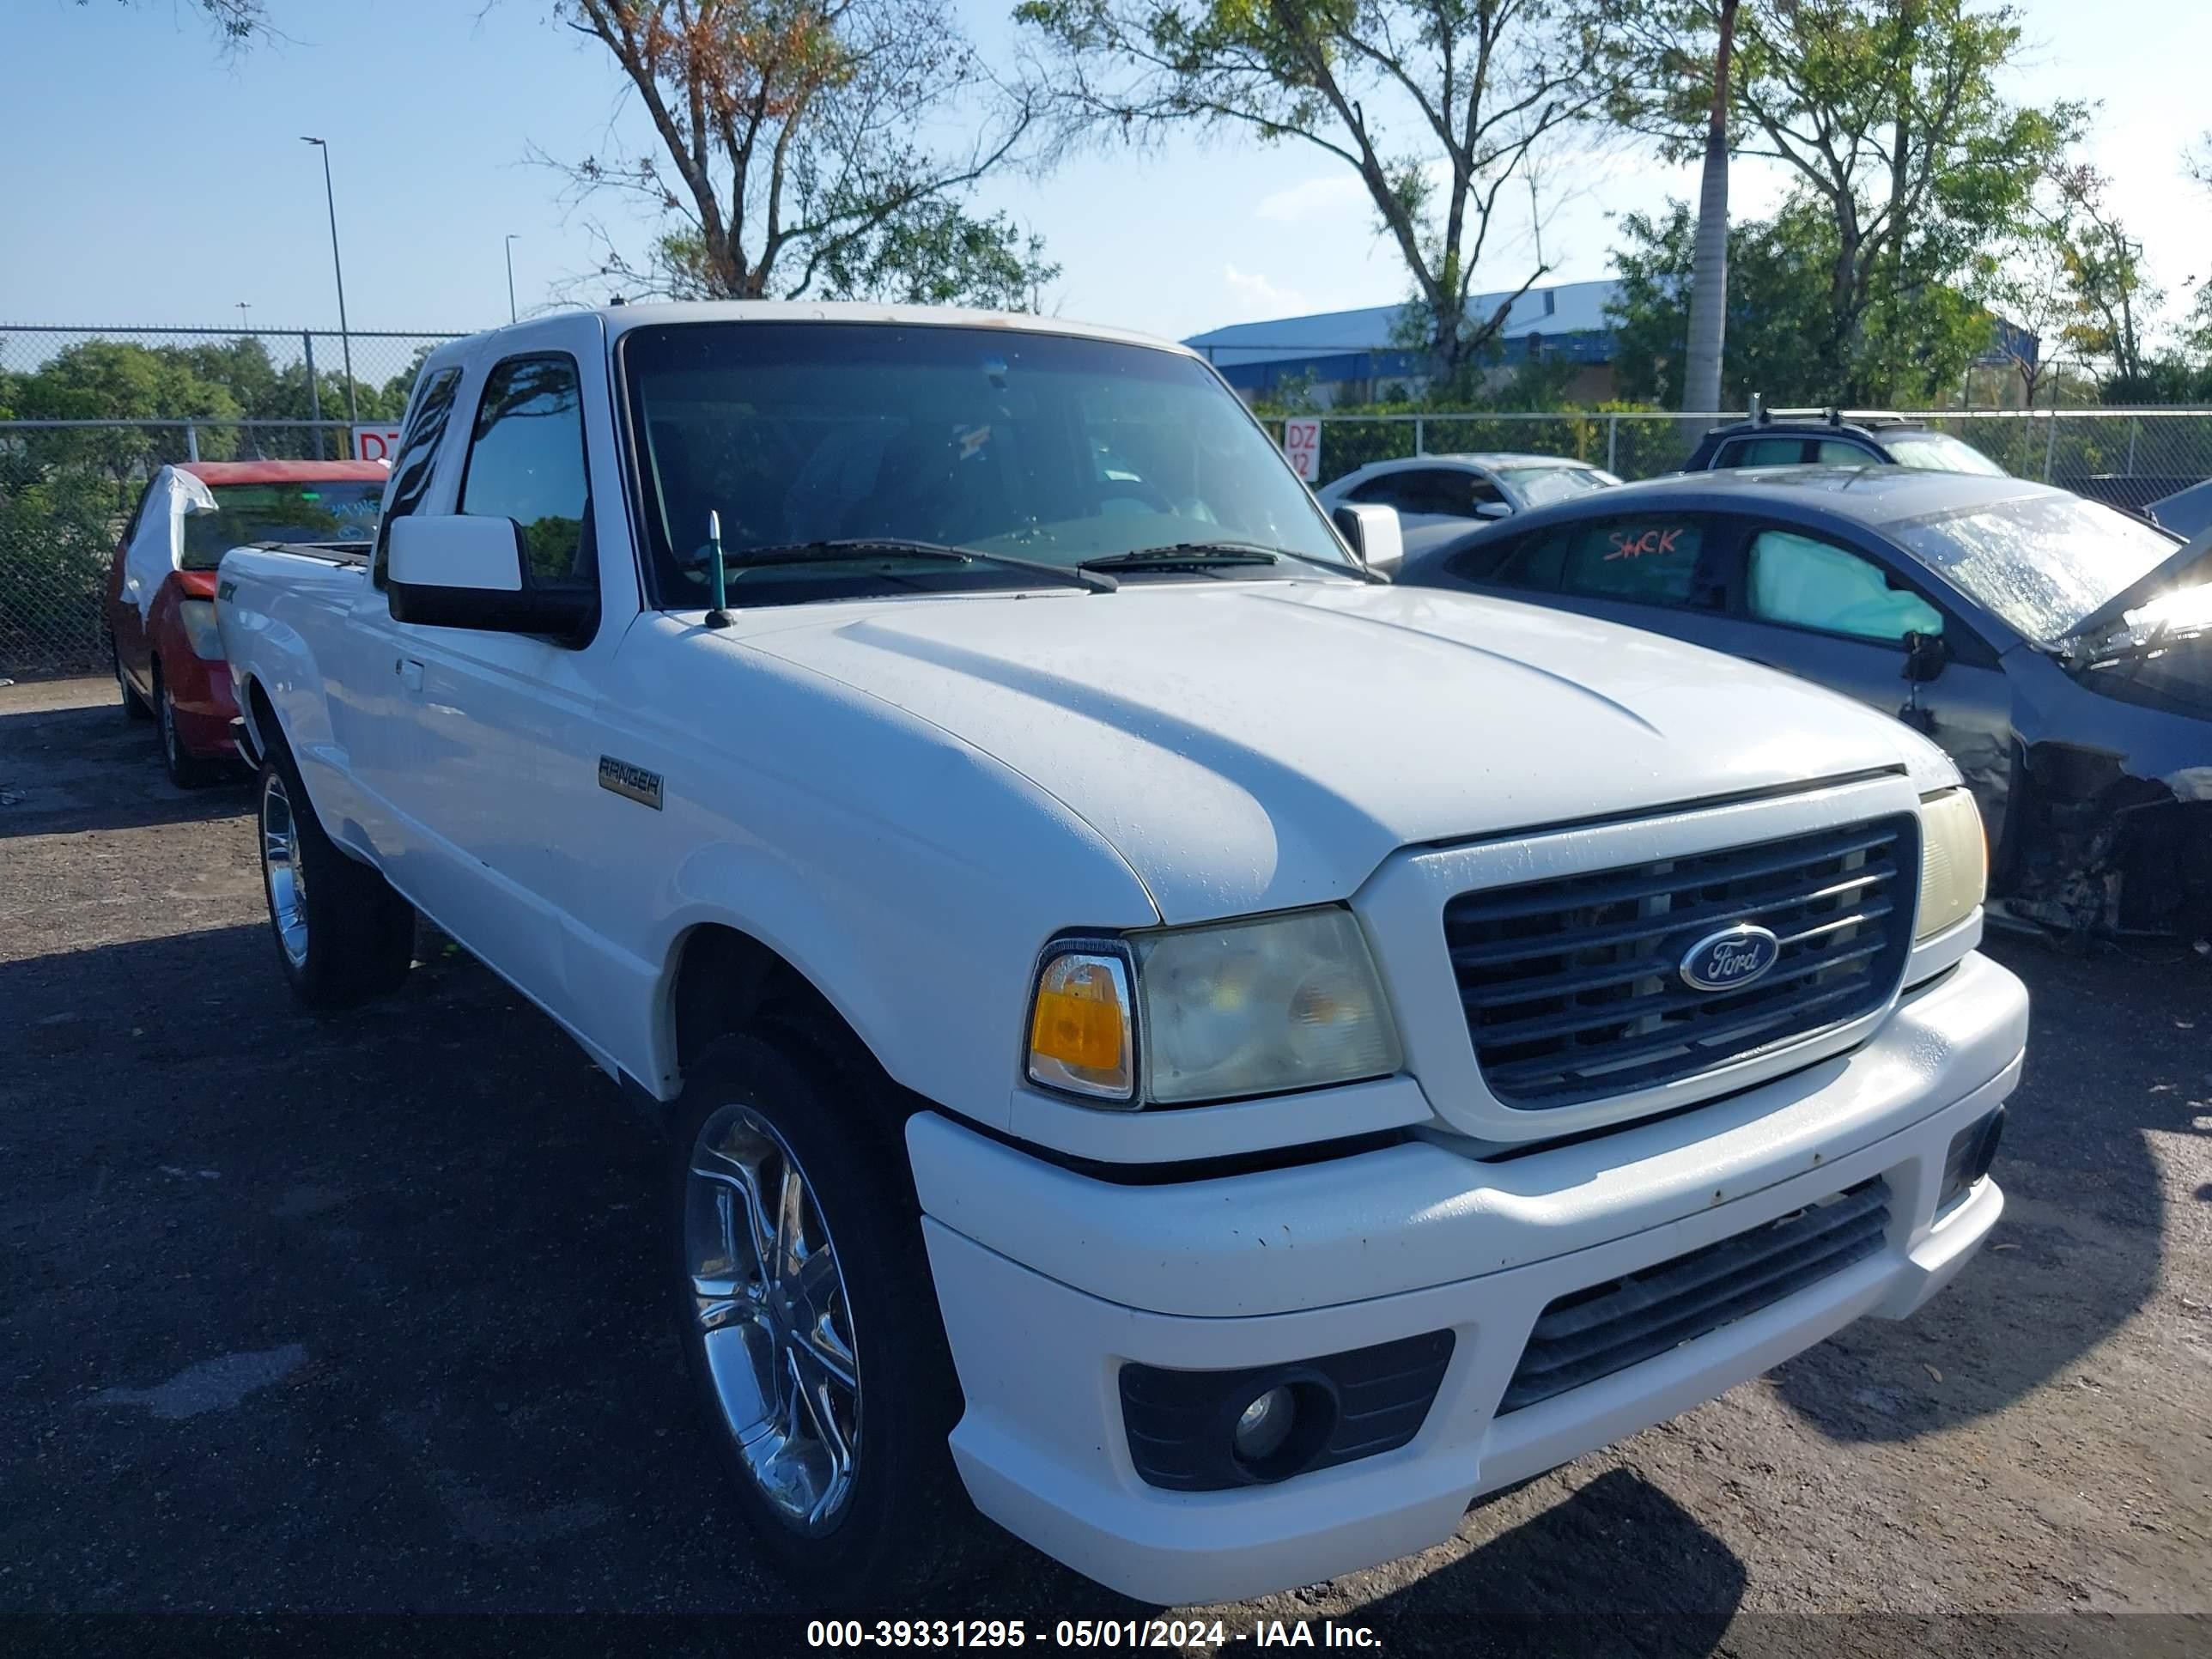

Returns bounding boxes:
[1606,527,1685,561]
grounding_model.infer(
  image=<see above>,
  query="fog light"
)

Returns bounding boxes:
[1938,1106,2006,1214]
[1232,1385,1296,1463]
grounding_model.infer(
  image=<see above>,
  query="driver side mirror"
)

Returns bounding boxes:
[1332,502,1404,578]
[387,515,597,641]
[1901,629,1948,683]
[1474,501,1513,520]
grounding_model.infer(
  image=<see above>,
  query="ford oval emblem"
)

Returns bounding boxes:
[1678,925,1781,993]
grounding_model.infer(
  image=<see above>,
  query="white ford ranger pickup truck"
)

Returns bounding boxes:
[217,303,2027,1605]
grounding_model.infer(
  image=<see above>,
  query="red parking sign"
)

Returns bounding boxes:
[1283,418,1322,483]
[351,424,404,463]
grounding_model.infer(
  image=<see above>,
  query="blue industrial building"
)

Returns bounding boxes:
[1183,279,1623,406]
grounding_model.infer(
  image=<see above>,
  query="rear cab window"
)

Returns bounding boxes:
[371,366,465,587]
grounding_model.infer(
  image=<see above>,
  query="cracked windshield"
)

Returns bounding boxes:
[622,322,1357,603]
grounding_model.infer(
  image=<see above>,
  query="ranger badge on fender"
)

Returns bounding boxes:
[598,756,664,811]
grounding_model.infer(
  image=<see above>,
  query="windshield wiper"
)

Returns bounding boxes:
[1079,542,1281,576]
[716,538,1115,593]
[1080,540,1377,580]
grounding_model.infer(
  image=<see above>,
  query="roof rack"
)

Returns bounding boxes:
[1747,398,1911,429]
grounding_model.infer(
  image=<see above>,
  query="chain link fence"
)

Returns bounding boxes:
[2,324,465,678]
[1278,409,2212,511]
[8,324,2211,681]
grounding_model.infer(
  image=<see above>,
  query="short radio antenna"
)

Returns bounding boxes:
[704,509,732,629]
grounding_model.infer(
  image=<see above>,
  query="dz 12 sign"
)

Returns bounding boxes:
[351,425,405,464]
[1282,417,1322,483]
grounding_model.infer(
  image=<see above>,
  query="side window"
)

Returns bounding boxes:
[1745,530,1945,645]
[1348,474,1413,511]
[1448,531,1547,589]
[1716,436,1809,468]
[459,355,593,586]
[1811,440,1878,466]
[1554,516,1713,606]
[1350,469,1469,515]
[371,366,464,586]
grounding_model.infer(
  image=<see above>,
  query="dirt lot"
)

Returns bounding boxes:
[3,676,2208,1653]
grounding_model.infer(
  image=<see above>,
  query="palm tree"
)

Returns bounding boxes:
[1682,0,1741,416]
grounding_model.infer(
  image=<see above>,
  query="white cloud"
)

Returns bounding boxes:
[1253,173,1370,224]
[1219,264,1311,320]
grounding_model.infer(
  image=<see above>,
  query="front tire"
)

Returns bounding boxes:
[672,1032,996,1601]
[256,739,416,1009]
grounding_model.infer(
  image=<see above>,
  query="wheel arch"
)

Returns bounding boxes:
[659,920,912,1131]
[240,672,281,763]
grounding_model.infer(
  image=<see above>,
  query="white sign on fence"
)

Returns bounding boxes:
[351,424,404,463]
[1283,417,1322,483]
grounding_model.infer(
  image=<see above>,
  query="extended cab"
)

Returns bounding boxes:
[216,305,2027,1605]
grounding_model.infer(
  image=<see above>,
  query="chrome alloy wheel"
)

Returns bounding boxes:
[685,1104,861,1534]
[260,770,310,968]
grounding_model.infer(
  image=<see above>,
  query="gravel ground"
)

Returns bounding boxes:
[3,676,2208,1655]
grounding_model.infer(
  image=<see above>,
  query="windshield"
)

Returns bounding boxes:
[180,480,386,569]
[1882,433,2008,477]
[1497,465,1615,507]
[620,322,1355,605]
[1893,493,2181,642]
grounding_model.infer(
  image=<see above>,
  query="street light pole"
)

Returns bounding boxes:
[300,137,358,424]
[504,234,520,324]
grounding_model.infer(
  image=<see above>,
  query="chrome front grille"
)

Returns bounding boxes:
[1445,815,1917,1109]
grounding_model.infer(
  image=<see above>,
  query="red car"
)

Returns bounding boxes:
[106,459,387,785]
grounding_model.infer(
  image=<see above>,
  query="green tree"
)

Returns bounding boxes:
[1607,193,1996,406]
[2041,166,2174,403]
[1620,0,2079,403]
[2180,132,2212,362]
[1018,0,1642,379]
[551,0,1054,307]
[9,341,244,506]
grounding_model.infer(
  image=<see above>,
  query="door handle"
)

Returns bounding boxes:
[396,658,425,693]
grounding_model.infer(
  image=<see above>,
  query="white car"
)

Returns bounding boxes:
[216,303,2024,1607]
[1317,452,1622,559]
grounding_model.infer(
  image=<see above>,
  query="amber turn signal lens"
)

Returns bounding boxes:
[1027,951,1135,1103]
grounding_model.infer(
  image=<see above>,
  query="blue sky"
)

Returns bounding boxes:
[3,0,2207,346]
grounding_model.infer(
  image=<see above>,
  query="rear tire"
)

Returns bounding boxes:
[256,734,416,1010]
[155,662,216,789]
[671,1031,1001,1602]
[114,638,153,721]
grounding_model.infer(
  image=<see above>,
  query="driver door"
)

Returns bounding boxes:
[1718,524,2015,847]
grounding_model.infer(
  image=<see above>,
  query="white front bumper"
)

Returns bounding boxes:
[909,951,2028,1605]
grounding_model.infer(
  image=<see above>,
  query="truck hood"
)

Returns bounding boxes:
[740,581,1922,922]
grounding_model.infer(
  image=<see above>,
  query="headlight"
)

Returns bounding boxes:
[1916,788,1986,939]
[1134,908,1401,1103]
[179,598,225,662]
[1029,908,1401,1108]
